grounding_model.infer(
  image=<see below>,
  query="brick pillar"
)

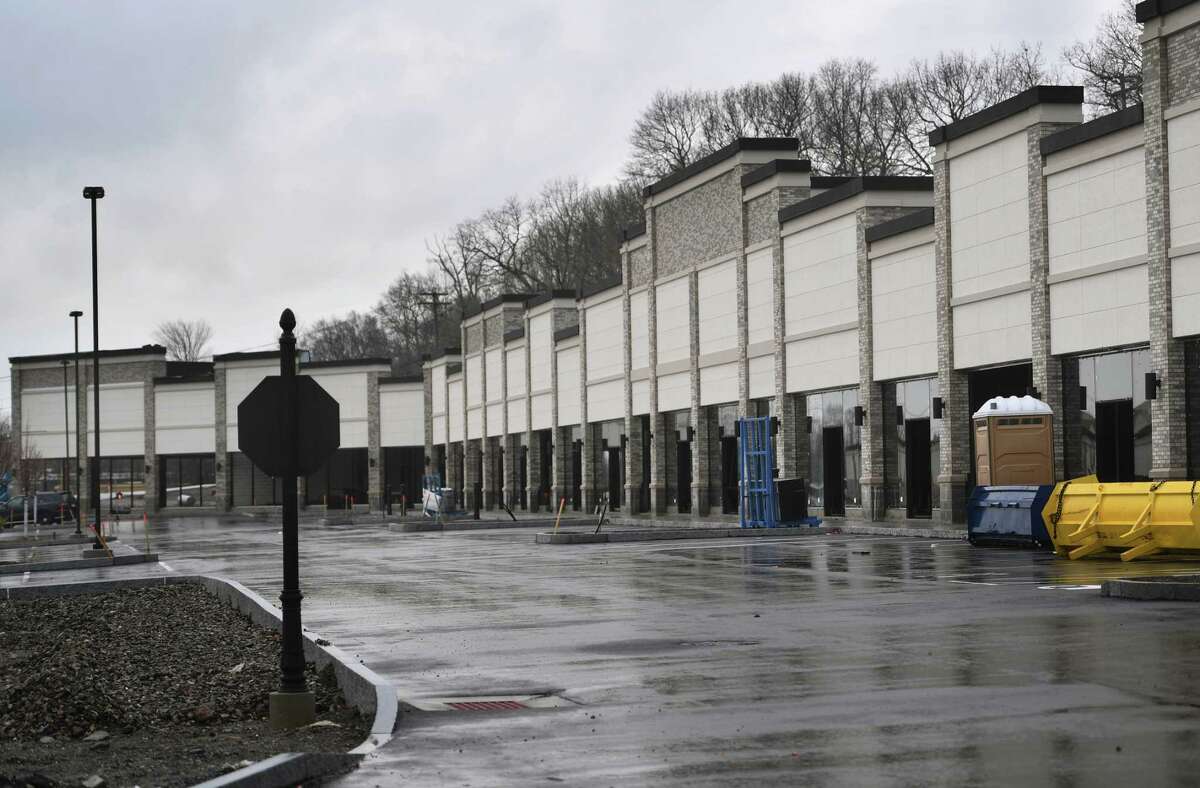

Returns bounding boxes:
[1061,358,1083,477]
[1144,30,1188,479]
[692,407,713,517]
[525,430,541,512]
[687,272,709,515]
[552,427,572,509]
[771,224,798,479]
[366,371,382,511]
[934,156,969,525]
[881,383,899,509]
[213,367,231,511]
[736,196,751,419]
[446,441,462,505]
[9,370,22,497]
[143,367,159,514]
[422,364,433,476]
[464,439,482,512]
[857,209,885,521]
[624,415,644,514]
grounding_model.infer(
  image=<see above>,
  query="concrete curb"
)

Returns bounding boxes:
[397,518,565,533]
[1101,575,1200,601]
[3,574,399,787]
[0,534,93,551]
[537,527,827,544]
[831,524,967,540]
[0,552,159,575]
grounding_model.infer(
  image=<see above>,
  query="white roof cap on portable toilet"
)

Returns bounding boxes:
[972,395,1053,419]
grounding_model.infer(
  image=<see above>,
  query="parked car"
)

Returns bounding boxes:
[1,492,79,525]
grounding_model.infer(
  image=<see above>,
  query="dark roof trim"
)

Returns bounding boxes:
[153,374,215,386]
[928,85,1084,146]
[524,290,577,309]
[504,327,525,343]
[479,293,531,313]
[621,222,647,242]
[642,138,799,197]
[11,344,167,365]
[1040,104,1144,157]
[1136,0,1199,21]
[810,176,855,190]
[302,357,391,370]
[865,207,936,244]
[446,362,462,376]
[380,374,424,385]
[741,158,813,189]
[429,346,462,361]
[579,273,623,300]
[554,324,580,343]
[778,177,934,224]
[213,349,279,362]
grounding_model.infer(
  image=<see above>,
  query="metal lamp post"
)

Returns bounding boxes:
[69,310,83,535]
[60,360,70,511]
[83,186,104,547]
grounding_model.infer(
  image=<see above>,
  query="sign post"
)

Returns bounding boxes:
[238,309,340,729]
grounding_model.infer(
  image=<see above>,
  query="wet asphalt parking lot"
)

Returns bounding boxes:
[5,515,1200,786]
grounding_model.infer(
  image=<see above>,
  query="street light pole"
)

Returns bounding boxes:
[70,310,83,535]
[60,360,70,505]
[83,186,104,547]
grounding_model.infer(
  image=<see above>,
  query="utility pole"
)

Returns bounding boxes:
[416,290,448,350]
[83,186,104,546]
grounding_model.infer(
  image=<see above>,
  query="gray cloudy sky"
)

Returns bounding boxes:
[2,0,1113,416]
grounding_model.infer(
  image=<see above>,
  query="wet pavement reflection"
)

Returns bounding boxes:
[6,515,1200,785]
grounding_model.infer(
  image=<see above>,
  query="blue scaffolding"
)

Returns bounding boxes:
[738,417,778,528]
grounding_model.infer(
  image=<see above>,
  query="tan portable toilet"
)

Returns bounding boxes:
[973,395,1054,486]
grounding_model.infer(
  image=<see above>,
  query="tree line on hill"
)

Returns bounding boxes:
[303,1,1142,375]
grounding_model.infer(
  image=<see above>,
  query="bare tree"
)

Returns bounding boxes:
[302,311,391,363]
[624,89,713,183]
[374,269,453,369]
[1064,0,1142,114]
[0,415,17,480]
[154,319,213,362]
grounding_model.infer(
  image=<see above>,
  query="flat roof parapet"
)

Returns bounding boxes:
[928,85,1084,147]
[554,324,580,342]
[10,344,167,365]
[302,357,392,370]
[778,176,934,224]
[642,137,799,198]
[865,207,936,244]
[524,290,577,309]
[380,374,424,385]
[579,272,623,300]
[1040,104,1144,157]
[741,158,813,189]
[621,222,647,242]
[1136,0,1200,21]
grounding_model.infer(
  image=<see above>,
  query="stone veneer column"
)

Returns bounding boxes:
[647,208,669,515]
[772,222,801,481]
[422,364,433,474]
[857,208,885,521]
[367,371,382,511]
[622,251,645,515]
[213,366,231,511]
[688,272,711,516]
[579,303,598,512]
[736,195,752,419]
[524,312,540,512]
[934,156,970,525]
[143,365,159,514]
[1144,26,1188,479]
[9,370,21,496]
[1028,122,1077,481]
[446,441,462,504]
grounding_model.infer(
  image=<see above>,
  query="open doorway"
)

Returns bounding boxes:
[720,431,738,514]
[823,427,845,516]
[676,438,692,514]
[905,418,932,518]
[604,440,623,510]
[1096,400,1134,482]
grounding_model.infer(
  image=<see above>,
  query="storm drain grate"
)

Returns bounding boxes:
[446,700,528,711]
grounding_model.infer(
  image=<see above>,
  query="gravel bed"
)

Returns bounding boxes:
[0,584,367,787]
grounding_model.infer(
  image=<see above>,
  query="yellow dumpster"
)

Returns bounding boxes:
[1041,476,1200,561]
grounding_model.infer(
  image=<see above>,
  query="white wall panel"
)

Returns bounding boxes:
[631,379,650,415]
[224,364,274,451]
[630,290,650,370]
[748,355,773,399]
[20,388,78,458]
[447,379,463,442]
[507,401,526,434]
[307,371,369,448]
[585,298,623,380]
[655,278,690,365]
[85,383,144,457]
[485,349,502,403]
[872,240,937,381]
[528,314,552,392]
[467,408,482,440]
[657,371,690,412]
[486,403,503,437]
[950,132,1030,298]
[1047,145,1145,276]
[746,248,773,345]
[783,213,857,337]
[433,414,446,444]
[556,346,581,426]
[698,260,737,353]
[380,387,424,446]
[1172,251,1200,338]
[530,393,552,430]
[587,379,623,423]
[505,347,526,399]
[1170,109,1200,248]
[1051,264,1149,354]
[953,291,1032,368]
[785,329,859,393]
[465,355,483,407]
[700,362,737,406]
[431,365,446,414]
[155,385,216,455]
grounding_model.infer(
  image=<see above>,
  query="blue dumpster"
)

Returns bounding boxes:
[967,485,1054,548]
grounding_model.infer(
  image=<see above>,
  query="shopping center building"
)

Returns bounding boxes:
[10,0,1200,524]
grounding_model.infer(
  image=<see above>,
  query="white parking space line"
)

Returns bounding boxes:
[21,572,30,584]
[158,561,174,572]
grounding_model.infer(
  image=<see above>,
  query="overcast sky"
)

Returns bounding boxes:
[1,0,1116,417]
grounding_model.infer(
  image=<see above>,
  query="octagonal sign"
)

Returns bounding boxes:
[238,376,340,477]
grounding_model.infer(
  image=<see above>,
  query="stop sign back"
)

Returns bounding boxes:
[238,376,341,477]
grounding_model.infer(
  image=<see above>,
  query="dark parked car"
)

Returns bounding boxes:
[1,492,78,525]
